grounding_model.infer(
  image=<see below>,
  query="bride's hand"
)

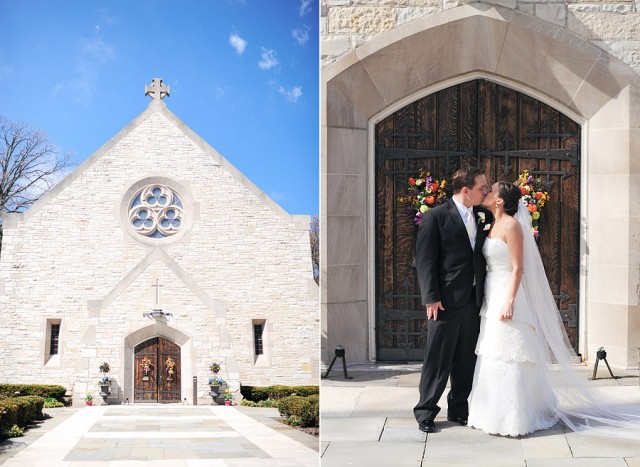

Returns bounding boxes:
[500,303,513,321]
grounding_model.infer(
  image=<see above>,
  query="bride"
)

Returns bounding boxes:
[468,181,640,438]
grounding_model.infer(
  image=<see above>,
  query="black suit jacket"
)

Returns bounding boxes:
[415,199,493,309]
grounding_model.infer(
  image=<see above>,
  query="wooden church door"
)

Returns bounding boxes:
[375,79,581,361]
[134,337,181,402]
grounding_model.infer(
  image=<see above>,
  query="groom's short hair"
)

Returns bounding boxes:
[451,166,484,193]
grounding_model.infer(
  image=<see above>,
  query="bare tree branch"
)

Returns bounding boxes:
[0,116,75,220]
[309,215,319,285]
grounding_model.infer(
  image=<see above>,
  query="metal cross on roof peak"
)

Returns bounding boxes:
[145,78,170,101]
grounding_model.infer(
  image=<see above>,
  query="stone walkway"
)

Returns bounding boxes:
[321,364,640,466]
[0,405,318,466]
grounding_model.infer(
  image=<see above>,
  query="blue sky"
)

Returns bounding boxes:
[0,0,318,215]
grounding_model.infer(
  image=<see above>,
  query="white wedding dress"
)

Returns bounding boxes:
[468,237,558,436]
[467,203,640,439]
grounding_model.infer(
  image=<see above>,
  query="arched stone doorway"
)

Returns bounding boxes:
[322,5,640,366]
[375,78,580,360]
[124,324,192,403]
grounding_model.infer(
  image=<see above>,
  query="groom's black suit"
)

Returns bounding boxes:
[413,198,492,424]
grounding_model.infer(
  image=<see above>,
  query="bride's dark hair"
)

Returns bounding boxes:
[498,181,521,216]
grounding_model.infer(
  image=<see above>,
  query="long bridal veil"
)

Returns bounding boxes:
[515,202,640,438]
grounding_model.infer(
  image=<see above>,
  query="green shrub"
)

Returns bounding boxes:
[240,385,319,402]
[0,384,66,402]
[0,395,45,435]
[5,424,24,438]
[276,395,318,427]
[44,397,64,408]
[240,399,277,408]
[291,386,320,397]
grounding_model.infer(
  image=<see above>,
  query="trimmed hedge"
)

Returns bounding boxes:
[241,385,319,402]
[0,384,66,402]
[0,396,45,437]
[276,395,319,427]
[240,399,277,408]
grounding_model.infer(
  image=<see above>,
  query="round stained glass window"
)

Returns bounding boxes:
[128,184,185,238]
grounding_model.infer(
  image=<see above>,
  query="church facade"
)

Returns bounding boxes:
[321,1,640,368]
[0,79,319,404]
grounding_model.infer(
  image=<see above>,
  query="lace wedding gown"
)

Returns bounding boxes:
[467,237,558,437]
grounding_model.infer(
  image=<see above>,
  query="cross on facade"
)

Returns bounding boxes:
[145,78,170,101]
[152,279,163,306]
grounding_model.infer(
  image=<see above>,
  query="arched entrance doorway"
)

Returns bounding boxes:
[134,336,181,402]
[375,79,581,360]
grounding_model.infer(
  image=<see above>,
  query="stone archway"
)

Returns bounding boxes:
[124,324,192,404]
[322,4,640,367]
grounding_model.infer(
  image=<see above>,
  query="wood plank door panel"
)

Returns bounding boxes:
[375,79,581,360]
[134,337,181,402]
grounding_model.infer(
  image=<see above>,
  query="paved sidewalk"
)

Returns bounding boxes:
[0,405,319,466]
[321,364,640,466]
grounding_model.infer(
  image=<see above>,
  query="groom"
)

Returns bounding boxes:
[413,165,492,433]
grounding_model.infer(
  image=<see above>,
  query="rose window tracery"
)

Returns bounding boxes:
[129,185,185,238]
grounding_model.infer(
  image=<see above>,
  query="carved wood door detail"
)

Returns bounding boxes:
[134,337,181,402]
[375,79,580,360]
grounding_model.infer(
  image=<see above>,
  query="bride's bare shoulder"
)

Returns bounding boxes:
[505,216,523,238]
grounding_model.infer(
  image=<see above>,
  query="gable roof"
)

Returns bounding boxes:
[5,98,308,229]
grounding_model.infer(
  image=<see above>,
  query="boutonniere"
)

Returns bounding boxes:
[483,223,491,231]
[477,212,486,224]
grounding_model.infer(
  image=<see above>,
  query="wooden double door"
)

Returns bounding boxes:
[375,79,581,361]
[134,337,181,402]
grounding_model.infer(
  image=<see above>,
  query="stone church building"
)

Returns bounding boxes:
[321,1,640,369]
[0,79,319,404]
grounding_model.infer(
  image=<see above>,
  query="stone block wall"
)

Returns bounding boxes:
[321,0,640,75]
[0,106,319,399]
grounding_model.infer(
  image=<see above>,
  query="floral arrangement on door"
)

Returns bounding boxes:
[165,357,176,381]
[140,357,153,381]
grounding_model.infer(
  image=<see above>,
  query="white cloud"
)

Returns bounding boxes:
[279,86,302,103]
[299,0,313,16]
[54,34,115,105]
[215,86,229,101]
[259,48,279,70]
[229,33,247,55]
[292,26,310,45]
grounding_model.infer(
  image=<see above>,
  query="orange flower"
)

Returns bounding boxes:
[409,177,416,186]
[425,196,435,205]
[527,204,538,213]
[430,183,439,192]
[535,191,543,200]
[520,187,528,195]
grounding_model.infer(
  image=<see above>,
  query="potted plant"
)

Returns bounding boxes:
[98,375,111,402]
[98,362,112,402]
[85,391,94,406]
[224,389,233,406]
[208,361,223,403]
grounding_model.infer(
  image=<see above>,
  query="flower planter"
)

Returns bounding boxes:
[224,401,231,406]
[85,401,93,406]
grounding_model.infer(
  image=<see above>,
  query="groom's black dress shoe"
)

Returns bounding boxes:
[418,420,436,433]
[447,415,468,426]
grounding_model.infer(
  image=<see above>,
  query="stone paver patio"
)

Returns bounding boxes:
[0,405,318,466]
[321,364,640,467]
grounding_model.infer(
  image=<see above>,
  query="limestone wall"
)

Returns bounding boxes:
[321,0,640,74]
[0,106,319,399]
